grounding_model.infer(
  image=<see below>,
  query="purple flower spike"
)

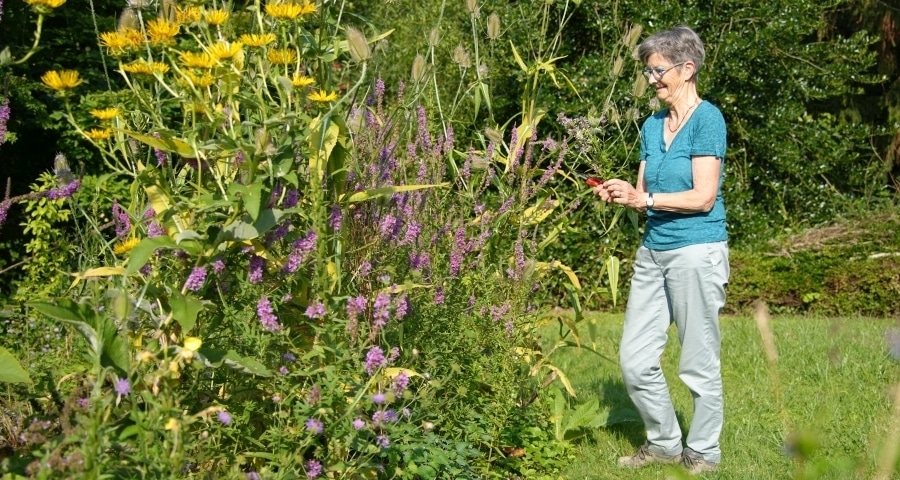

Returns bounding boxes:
[364,346,386,375]
[305,459,322,479]
[184,266,207,292]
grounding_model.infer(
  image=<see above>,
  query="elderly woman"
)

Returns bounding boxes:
[594,25,728,475]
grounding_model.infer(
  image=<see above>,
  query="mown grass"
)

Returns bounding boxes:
[539,312,900,479]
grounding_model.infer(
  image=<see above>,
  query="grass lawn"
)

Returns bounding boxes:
[538,312,900,479]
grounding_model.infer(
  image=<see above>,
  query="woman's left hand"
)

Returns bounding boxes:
[600,179,639,209]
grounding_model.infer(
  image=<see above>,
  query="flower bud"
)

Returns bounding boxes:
[452,45,471,68]
[465,0,477,14]
[411,54,427,84]
[487,13,500,40]
[427,27,441,48]
[612,56,623,78]
[346,27,370,62]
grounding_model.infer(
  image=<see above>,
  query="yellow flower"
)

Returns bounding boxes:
[120,27,145,45]
[240,33,276,47]
[179,51,217,69]
[176,6,202,24]
[121,61,153,75]
[183,71,216,88]
[99,31,136,53]
[164,418,179,431]
[291,74,315,87]
[89,107,121,120]
[147,18,180,44]
[113,237,140,254]
[264,2,303,20]
[298,0,317,15]
[308,89,338,102]
[266,48,297,65]
[207,41,243,60]
[205,9,230,25]
[41,70,83,91]
[85,128,113,141]
[25,0,65,11]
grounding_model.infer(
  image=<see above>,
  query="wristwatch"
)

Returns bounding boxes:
[646,192,655,210]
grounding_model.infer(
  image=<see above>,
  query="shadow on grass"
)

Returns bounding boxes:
[592,378,691,451]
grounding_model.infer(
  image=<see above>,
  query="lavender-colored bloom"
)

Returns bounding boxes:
[233,151,245,166]
[305,301,326,319]
[212,258,226,274]
[293,229,317,253]
[184,266,207,292]
[400,221,421,246]
[490,302,509,323]
[374,77,385,107]
[0,97,10,146]
[283,250,303,274]
[387,346,400,363]
[305,459,322,479]
[282,189,299,209]
[394,295,409,320]
[0,202,9,227]
[147,221,165,238]
[307,384,320,404]
[346,295,367,318]
[151,133,168,166]
[257,296,281,331]
[393,371,409,394]
[266,220,291,244]
[114,377,131,396]
[376,434,390,448]
[283,352,296,363]
[112,202,131,239]
[279,365,289,375]
[329,204,343,230]
[246,473,260,480]
[372,392,386,405]
[46,179,81,200]
[249,255,265,284]
[352,418,365,430]
[305,417,323,435]
[434,287,445,305]
[379,214,398,240]
[217,411,232,425]
[364,346,386,375]
[359,261,372,277]
[505,319,514,337]
[372,292,391,330]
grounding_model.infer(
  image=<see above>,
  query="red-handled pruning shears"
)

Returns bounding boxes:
[575,172,603,188]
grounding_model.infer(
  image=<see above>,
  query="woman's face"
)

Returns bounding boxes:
[643,53,688,104]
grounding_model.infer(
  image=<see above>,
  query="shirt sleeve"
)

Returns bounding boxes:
[690,106,727,160]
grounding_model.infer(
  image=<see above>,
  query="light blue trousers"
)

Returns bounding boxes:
[619,241,729,464]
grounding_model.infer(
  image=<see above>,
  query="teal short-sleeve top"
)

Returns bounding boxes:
[639,100,727,250]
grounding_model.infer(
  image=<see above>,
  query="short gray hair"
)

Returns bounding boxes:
[636,25,706,81]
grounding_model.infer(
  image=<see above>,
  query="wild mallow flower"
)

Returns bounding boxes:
[184,266,207,292]
[217,411,232,425]
[256,296,281,331]
[305,418,323,435]
[364,346,386,375]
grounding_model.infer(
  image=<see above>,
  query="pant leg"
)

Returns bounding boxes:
[664,241,729,464]
[619,245,683,457]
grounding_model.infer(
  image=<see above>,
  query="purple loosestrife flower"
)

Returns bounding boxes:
[434,287,445,305]
[372,292,391,330]
[112,202,131,239]
[249,255,265,284]
[307,385,320,404]
[506,320,514,337]
[347,295,367,318]
[352,418,365,430]
[388,346,400,363]
[147,221,165,238]
[217,411,232,425]
[283,189,299,209]
[306,459,322,479]
[305,301,326,319]
[152,133,168,166]
[374,77,385,107]
[46,179,81,200]
[329,205,343,230]
[0,202,10,227]
[0,97,10,146]
[257,296,281,331]
[359,261,372,277]
[212,258,226,274]
[266,220,291,245]
[394,295,409,321]
[184,266,207,292]
[364,346,386,375]
[393,371,409,394]
[114,377,131,396]
[305,418,324,435]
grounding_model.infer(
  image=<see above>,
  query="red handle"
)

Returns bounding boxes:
[585,177,601,188]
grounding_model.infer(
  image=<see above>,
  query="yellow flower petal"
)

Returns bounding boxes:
[184,337,202,352]
[85,128,113,140]
[240,33,277,47]
[164,418,179,431]
[41,70,83,91]
[205,9,230,25]
[308,89,338,102]
[113,237,140,254]
[90,107,121,120]
[291,74,315,87]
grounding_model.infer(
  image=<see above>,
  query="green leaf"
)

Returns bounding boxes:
[0,347,32,384]
[223,350,272,377]
[169,291,204,332]
[220,209,284,241]
[605,255,620,307]
[118,130,195,157]
[341,184,448,204]
[126,237,177,275]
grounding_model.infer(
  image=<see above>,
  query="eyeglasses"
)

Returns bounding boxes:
[641,62,686,80]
